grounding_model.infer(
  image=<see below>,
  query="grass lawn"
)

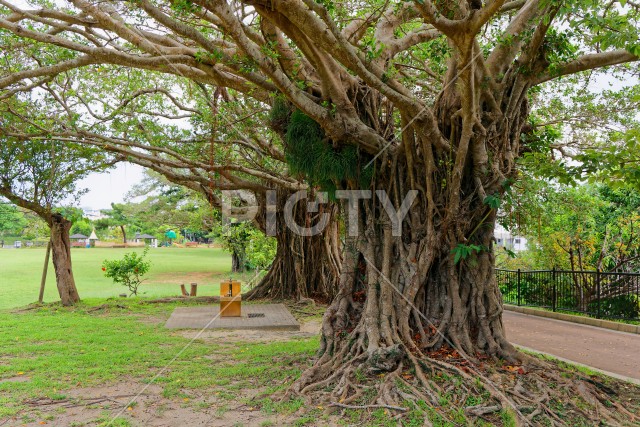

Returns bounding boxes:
[0,247,257,310]
[0,299,321,426]
[2,249,640,426]
[1,298,638,427]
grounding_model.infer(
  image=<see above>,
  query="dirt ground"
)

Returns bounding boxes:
[5,321,325,427]
[11,381,290,427]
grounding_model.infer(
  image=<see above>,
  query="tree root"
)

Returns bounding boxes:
[329,402,408,412]
[289,345,639,426]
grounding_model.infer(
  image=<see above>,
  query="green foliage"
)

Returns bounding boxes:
[502,174,640,273]
[589,294,640,320]
[520,121,563,155]
[269,96,291,133]
[212,221,276,271]
[170,0,199,15]
[245,228,277,270]
[482,194,501,210]
[278,108,373,194]
[70,219,93,237]
[102,248,151,296]
[451,243,485,265]
[0,97,112,219]
[0,203,26,236]
[541,29,579,76]
[20,213,49,240]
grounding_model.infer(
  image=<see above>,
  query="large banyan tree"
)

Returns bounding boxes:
[2,0,640,421]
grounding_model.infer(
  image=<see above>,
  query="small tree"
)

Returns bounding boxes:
[102,249,151,296]
[0,97,114,305]
[100,203,135,243]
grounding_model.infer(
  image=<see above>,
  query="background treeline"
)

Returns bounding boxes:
[0,171,276,272]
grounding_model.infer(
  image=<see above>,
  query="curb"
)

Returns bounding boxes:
[504,305,640,335]
[514,344,640,386]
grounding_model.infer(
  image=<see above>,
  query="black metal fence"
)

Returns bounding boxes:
[496,269,640,321]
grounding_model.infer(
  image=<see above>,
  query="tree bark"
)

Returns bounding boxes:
[231,249,246,273]
[120,225,127,243]
[293,69,531,404]
[49,213,80,306]
[246,189,342,302]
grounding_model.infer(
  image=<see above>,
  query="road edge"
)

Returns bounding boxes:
[514,344,640,386]
[504,304,640,335]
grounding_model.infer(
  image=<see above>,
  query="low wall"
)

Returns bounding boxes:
[94,242,145,248]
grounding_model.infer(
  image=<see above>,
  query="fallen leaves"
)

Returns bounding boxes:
[503,365,526,375]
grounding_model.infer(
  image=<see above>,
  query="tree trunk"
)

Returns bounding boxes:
[294,200,518,395]
[231,249,246,273]
[120,225,127,243]
[49,213,80,306]
[246,189,342,302]
[292,70,530,406]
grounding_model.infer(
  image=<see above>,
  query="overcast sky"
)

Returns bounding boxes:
[77,163,145,211]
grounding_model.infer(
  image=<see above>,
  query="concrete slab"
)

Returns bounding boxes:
[164,304,300,331]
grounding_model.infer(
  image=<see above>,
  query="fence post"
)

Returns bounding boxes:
[552,267,557,312]
[596,269,601,319]
[517,269,521,307]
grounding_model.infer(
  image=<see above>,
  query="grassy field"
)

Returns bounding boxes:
[0,247,252,310]
[0,299,322,426]
[2,248,640,426]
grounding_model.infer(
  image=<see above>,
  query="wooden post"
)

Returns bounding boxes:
[190,283,198,297]
[38,240,52,303]
[180,284,189,296]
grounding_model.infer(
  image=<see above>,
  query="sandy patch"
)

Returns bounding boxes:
[7,380,288,427]
[178,320,322,344]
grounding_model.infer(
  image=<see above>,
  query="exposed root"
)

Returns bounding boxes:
[329,402,408,412]
[289,344,639,426]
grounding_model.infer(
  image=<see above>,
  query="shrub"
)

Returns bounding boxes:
[102,248,151,296]
[588,294,640,319]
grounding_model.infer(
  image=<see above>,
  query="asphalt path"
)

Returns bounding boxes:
[503,311,640,381]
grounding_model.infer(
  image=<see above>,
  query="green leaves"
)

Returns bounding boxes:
[452,243,486,265]
[483,195,501,210]
[0,202,27,235]
[280,108,370,196]
[102,248,151,296]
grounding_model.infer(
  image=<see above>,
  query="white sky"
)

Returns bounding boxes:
[77,163,145,211]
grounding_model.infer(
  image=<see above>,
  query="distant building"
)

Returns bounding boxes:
[494,224,527,252]
[134,232,158,248]
[82,208,107,221]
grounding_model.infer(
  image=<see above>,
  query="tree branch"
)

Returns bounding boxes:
[533,50,640,85]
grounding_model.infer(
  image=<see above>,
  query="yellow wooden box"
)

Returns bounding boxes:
[220,280,241,297]
[220,280,241,317]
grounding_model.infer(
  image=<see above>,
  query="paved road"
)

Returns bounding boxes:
[503,311,640,381]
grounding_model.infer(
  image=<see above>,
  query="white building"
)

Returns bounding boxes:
[82,208,107,221]
[494,224,528,252]
[134,233,158,248]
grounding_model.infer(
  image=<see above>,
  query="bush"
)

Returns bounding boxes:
[102,248,151,296]
[245,228,276,271]
[588,294,640,319]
